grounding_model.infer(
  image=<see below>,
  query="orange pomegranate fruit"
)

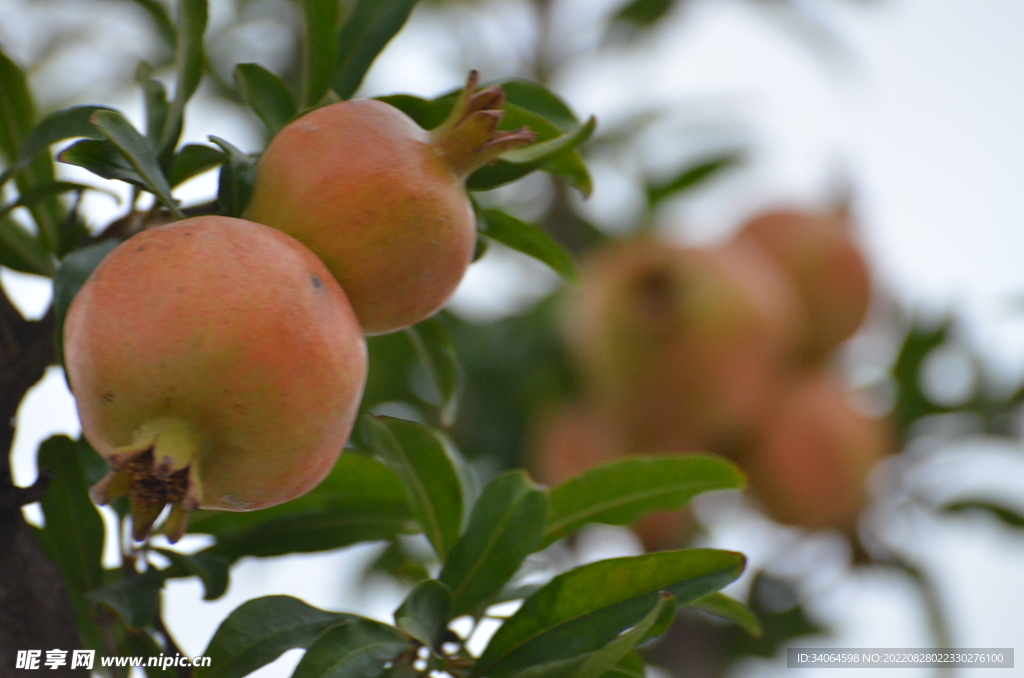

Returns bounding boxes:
[742,371,890,531]
[730,209,871,363]
[244,71,535,335]
[64,216,367,541]
[564,239,805,456]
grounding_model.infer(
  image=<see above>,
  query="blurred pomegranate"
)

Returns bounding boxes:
[730,209,871,363]
[741,370,891,531]
[564,239,805,456]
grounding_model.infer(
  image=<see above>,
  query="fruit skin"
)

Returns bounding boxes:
[64,216,367,540]
[245,72,534,335]
[564,239,805,456]
[730,209,871,363]
[741,371,890,531]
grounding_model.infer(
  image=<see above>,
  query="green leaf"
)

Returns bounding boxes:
[89,110,182,217]
[154,548,230,601]
[405,317,460,426]
[467,114,595,194]
[198,596,359,678]
[57,139,146,187]
[365,416,464,560]
[205,499,414,560]
[0,46,63,250]
[502,116,596,165]
[291,618,411,678]
[0,214,54,276]
[331,0,420,100]
[168,143,225,187]
[472,548,745,678]
[478,210,578,284]
[188,452,409,536]
[53,239,120,366]
[439,470,548,619]
[497,80,578,132]
[542,455,745,548]
[300,0,342,108]
[129,0,177,48]
[159,0,207,154]
[646,153,743,207]
[688,592,762,637]
[514,592,675,678]
[374,94,451,130]
[209,135,256,217]
[612,0,677,29]
[943,500,1024,528]
[88,569,164,630]
[0,104,111,187]
[599,652,644,678]
[36,435,105,596]
[235,63,298,136]
[136,62,170,156]
[393,579,451,648]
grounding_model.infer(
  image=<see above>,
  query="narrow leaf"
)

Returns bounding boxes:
[688,592,762,637]
[0,105,111,186]
[301,0,342,108]
[405,317,460,426]
[439,470,548,618]
[36,435,105,595]
[209,135,256,217]
[154,548,230,601]
[198,596,359,678]
[472,549,745,678]
[87,569,164,630]
[136,62,170,152]
[90,110,182,217]
[0,46,63,249]
[235,63,298,136]
[53,239,120,365]
[943,500,1024,528]
[291,618,411,678]
[130,0,177,47]
[501,116,596,165]
[365,416,464,560]
[600,652,644,678]
[0,215,54,276]
[479,210,577,283]
[542,455,745,548]
[57,139,146,187]
[394,579,451,648]
[159,0,208,154]
[331,0,420,100]
[646,153,743,207]
[168,143,225,187]
[612,0,677,30]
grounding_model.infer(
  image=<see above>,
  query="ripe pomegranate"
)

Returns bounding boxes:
[64,216,367,542]
[564,239,805,456]
[244,71,535,335]
[742,371,891,531]
[730,209,871,363]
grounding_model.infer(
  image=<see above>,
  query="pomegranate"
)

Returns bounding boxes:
[244,71,535,335]
[64,216,367,542]
[564,239,805,456]
[730,209,871,363]
[742,371,891,531]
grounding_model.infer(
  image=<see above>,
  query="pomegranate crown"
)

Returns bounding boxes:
[431,70,536,178]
